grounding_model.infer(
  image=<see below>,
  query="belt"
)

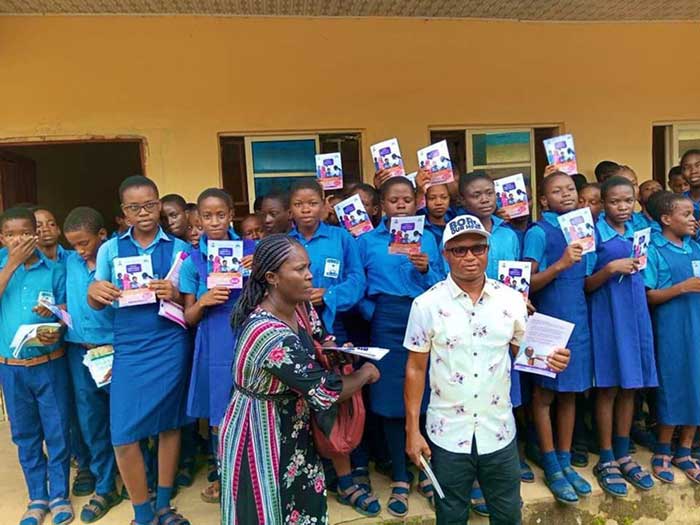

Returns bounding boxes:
[0,348,65,367]
[234,383,297,402]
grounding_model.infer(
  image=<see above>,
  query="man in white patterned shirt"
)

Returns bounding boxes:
[404,215,570,524]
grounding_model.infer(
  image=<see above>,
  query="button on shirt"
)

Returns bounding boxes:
[403,275,527,455]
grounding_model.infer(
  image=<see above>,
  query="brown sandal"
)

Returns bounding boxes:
[672,455,700,484]
[651,454,675,484]
[386,481,410,518]
[200,480,220,504]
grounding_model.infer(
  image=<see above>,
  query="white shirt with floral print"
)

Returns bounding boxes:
[403,274,527,455]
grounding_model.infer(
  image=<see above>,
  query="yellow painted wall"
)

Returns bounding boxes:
[1,15,699,200]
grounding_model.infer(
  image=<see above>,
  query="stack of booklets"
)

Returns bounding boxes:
[10,323,62,358]
[158,251,189,329]
[82,345,114,388]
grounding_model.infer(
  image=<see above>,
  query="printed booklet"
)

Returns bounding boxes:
[692,261,700,278]
[335,194,374,237]
[497,261,532,301]
[514,313,574,379]
[315,152,343,190]
[114,255,157,307]
[10,323,62,358]
[325,346,390,361]
[632,227,651,271]
[388,216,425,255]
[37,292,73,329]
[207,240,244,289]
[494,173,529,219]
[82,345,114,388]
[543,134,578,175]
[371,138,405,178]
[417,140,454,186]
[557,207,595,254]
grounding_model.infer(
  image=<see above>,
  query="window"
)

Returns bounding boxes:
[652,122,700,188]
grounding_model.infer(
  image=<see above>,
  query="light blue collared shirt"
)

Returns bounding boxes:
[179,229,241,300]
[643,232,699,290]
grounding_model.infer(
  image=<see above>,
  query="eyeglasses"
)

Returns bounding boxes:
[122,201,160,215]
[445,244,488,258]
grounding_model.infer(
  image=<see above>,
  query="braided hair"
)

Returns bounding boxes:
[231,233,300,329]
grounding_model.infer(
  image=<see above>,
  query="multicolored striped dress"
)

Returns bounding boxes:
[219,306,342,525]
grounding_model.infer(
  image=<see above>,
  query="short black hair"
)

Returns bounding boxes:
[594,161,620,183]
[601,176,635,201]
[646,188,667,220]
[648,191,690,223]
[668,165,683,180]
[0,207,37,230]
[351,183,380,207]
[63,206,105,235]
[119,175,159,201]
[380,176,415,200]
[161,194,187,210]
[261,190,290,210]
[459,171,493,197]
[185,202,197,213]
[290,179,324,199]
[197,188,233,210]
[571,173,588,192]
[680,149,700,167]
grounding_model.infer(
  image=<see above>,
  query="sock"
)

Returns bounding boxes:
[556,450,572,469]
[613,435,630,459]
[675,446,691,459]
[337,474,353,492]
[155,485,173,511]
[654,442,672,456]
[599,448,615,463]
[133,501,155,524]
[541,451,561,478]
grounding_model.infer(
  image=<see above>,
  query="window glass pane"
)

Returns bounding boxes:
[472,132,531,166]
[254,176,316,198]
[251,139,316,174]
[679,128,700,157]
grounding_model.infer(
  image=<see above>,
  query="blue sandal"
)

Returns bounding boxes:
[386,481,410,517]
[19,500,49,525]
[470,482,489,517]
[593,461,627,498]
[80,491,122,523]
[417,472,435,509]
[337,484,381,517]
[520,459,535,483]
[651,454,675,483]
[72,468,96,497]
[48,498,74,525]
[155,507,190,525]
[562,466,592,496]
[351,467,372,493]
[544,470,578,504]
[672,455,700,484]
[617,456,654,491]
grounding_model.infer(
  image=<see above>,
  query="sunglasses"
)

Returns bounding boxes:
[445,244,488,258]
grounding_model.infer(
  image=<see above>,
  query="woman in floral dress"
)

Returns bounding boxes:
[219,234,380,525]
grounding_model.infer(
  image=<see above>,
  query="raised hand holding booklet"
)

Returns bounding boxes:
[114,255,157,307]
[207,240,244,289]
[514,313,574,378]
[557,208,595,254]
[37,292,73,329]
[543,134,578,175]
[632,227,651,271]
[315,152,343,190]
[388,216,425,255]
[405,171,427,209]
[334,194,374,237]
[498,261,532,301]
[417,140,454,186]
[494,173,529,219]
[371,138,405,178]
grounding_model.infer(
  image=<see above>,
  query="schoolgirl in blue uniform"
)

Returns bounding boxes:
[644,192,700,485]
[417,183,455,250]
[358,176,444,517]
[632,180,663,232]
[88,176,192,525]
[584,177,657,497]
[0,207,73,525]
[523,172,593,504]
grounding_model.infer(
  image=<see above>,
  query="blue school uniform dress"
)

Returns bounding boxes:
[643,233,700,425]
[523,211,593,392]
[179,229,241,427]
[357,218,445,418]
[0,250,72,502]
[289,222,365,343]
[95,227,192,446]
[65,250,118,495]
[588,216,657,389]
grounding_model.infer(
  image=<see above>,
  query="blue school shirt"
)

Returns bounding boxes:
[0,250,66,359]
[631,211,659,233]
[179,229,240,300]
[643,233,700,290]
[289,222,366,329]
[523,210,594,272]
[65,250,115,345]
[683,190,700,220]
[95,227,191,288]
[587,214,635,274]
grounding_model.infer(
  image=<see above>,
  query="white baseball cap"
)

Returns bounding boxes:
[442,214,491,246]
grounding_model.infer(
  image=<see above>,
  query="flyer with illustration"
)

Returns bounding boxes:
[206,240,244,289]
[371,138,405,178]
[544,134,578,175]
[494,173,529,219]
[388,216,425,255]
[334,194,374,237]
[632,227,651,271]
[315,152,343,190]
[514,313,574,378]
[557,207,595,254]
[113,255,157,307]
[417,140,454,186]
[498,260,532,301]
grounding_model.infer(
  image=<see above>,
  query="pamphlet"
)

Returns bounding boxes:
[370,138,405,178]
[206,240,244,289]
[164,251,188,285]
[497,261,532,301]
[334,194,374,238]
[514,313,574,378]
[37,294,73,329]
[82,345,114,388]
[114,255,157,307]
[158,251,189,328]
[557,208,595,254]
[692,261,700,278]
[417,140,454,186]
[388,216,425,255]
[325,346,390,361]
[493,173,529,219]
[315,152,343,190]
[543,134,578,175]
[419,456,445,500]
[632,228,651,271]
[9,323,62,358]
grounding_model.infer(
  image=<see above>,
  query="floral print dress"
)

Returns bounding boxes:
[219,306,342,525]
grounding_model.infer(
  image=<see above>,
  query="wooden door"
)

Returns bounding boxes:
[0,151,37,211]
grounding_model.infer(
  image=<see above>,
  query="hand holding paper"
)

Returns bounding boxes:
[546,347,571,373]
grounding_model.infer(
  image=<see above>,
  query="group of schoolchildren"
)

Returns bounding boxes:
[1,146,699,525]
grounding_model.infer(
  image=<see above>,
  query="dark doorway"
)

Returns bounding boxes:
[0,140,144,234]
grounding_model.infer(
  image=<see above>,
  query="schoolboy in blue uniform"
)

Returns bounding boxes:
[63,207,122,522]
[0,207,73,525]
[88,176,192,525]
